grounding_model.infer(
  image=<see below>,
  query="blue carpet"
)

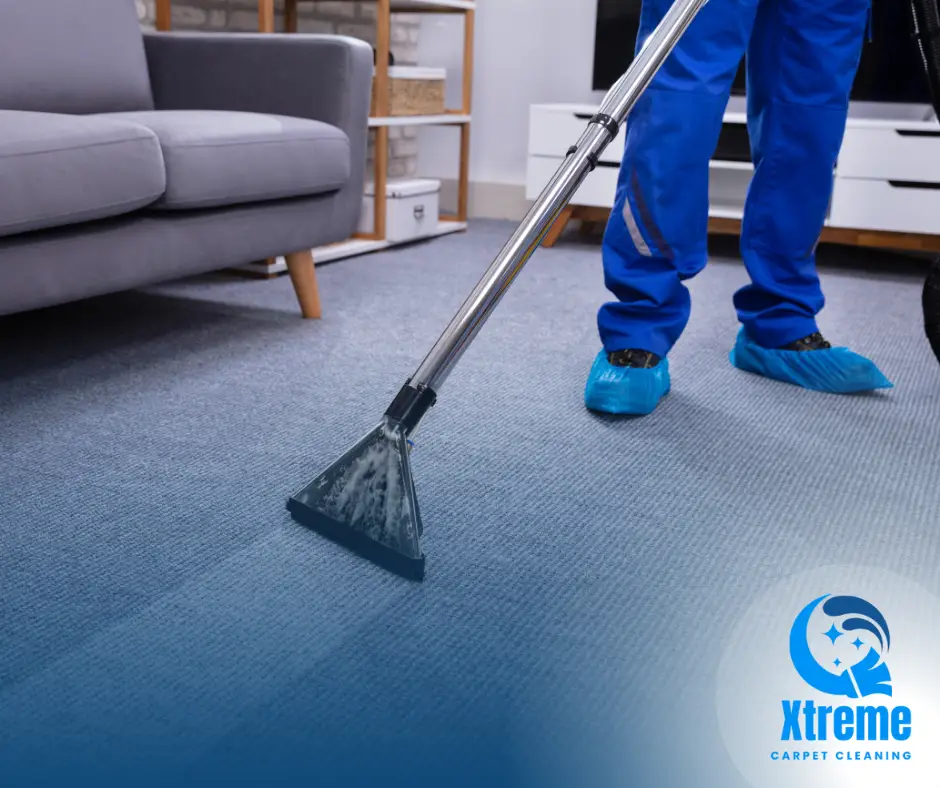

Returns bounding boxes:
[1,221,938,787]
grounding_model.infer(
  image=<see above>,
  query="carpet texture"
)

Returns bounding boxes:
[1,221,938,787]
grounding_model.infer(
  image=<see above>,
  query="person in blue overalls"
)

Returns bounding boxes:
[584,0,893,416]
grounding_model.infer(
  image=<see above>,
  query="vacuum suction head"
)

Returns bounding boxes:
[287,417,425,581]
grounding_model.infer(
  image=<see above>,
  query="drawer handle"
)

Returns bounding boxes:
[895,129,940,138]
[574,112,593,120]
[888,180,940,190]
[413,204,425,219]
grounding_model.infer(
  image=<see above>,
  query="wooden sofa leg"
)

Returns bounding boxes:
[285,250,322,319]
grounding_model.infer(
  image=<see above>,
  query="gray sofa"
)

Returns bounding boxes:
[0,0,373,319]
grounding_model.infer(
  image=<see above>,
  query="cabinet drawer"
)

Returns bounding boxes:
[830,178,940,235]
[838,127,940,183]
[528,106,623,164]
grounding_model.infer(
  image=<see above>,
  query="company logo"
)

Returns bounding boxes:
[789,594,891,699]
[716,567,940,786]
[779,593,911,752]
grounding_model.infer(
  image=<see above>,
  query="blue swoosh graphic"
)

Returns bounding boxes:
[789,594,892,698]
[822,595,891,651]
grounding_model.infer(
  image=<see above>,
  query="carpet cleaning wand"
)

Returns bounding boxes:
[287,0,711,581]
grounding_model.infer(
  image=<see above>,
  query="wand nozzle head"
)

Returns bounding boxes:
[287,383,436,581]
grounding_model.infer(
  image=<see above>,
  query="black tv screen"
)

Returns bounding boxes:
[592,0,931,104]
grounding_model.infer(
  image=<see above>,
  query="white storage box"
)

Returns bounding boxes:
[359,178,441,242]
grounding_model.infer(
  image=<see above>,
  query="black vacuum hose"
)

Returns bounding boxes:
[925,258,940,362]
[911,0,940,109]
[910,0,940,364]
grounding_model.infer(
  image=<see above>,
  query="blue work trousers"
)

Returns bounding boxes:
[599,0,871,356]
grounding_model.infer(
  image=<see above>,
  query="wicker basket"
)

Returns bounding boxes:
[372,66,447,117]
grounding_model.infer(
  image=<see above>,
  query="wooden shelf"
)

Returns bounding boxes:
[390,0,476,11]
[238,220,469,275]
[321,0,476,9]
[367,0,474,241]
[369,114,471,127]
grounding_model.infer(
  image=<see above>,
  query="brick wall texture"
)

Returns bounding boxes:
[138,0,420,179]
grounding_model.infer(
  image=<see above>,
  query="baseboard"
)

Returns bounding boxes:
[437,179,530,221]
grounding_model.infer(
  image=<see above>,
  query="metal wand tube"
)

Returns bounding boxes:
[408,0,710,394]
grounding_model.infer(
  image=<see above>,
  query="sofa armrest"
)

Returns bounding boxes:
[143,32,373,237]
[144,32,372,127]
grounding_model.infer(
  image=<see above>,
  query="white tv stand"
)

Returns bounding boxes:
[526,99,940,252]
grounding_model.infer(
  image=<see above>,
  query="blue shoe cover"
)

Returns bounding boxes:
[584,350,670,415]
[729,328,893,394]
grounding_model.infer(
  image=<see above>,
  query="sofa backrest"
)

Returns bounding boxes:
[0,0,154,114]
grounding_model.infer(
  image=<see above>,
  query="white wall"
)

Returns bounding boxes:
[415,0,603,216]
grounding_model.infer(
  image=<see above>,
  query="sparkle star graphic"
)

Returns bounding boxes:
[834,658,842,667]
[824,624,842,644]
[853,637,864,649]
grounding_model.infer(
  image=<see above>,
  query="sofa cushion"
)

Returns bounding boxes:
[101,110,351,211]
[0,111,166,238]
[0,1,154,114]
